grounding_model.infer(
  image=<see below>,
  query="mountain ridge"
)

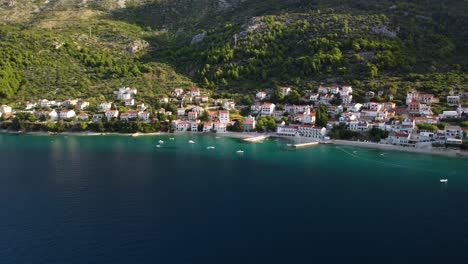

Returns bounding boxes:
[0,0,466,105]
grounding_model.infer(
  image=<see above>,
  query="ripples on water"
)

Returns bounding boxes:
[0,134,467,263]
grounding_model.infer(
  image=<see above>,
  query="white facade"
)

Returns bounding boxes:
[105,110,119,119]
[447,96,460,105]
[297,126,326,139]
[213,122,227,133]
[0,105,12,114]
[99,102,112,112]
[285,105,311,114]
[203,122,213,132]
[138,112,150,121]
[280,87,292,96]
[125,99,135,106]
[59,110,76,119]
[191,88,200,97]
[261,103,275,115]
[256,92,267,100]
[174,121,190,132]
[191,121,199,132]
[77,101,90,110]
[219,111,230,124]
[277,126,298,136]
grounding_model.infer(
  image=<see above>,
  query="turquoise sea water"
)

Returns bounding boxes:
[0,134,467,263]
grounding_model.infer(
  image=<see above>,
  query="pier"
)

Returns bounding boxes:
[292,142,320,148]
[242,135,269,142]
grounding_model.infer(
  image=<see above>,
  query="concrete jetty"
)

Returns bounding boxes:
[242,135,269,142]
[292,142,320,148]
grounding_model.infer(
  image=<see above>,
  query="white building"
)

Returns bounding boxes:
[302,109,316,124]
[76,101,90,110]
[447,96,460,105]
[25,102,37,110]
[329,86,340,94]
[251,104,262,113]
[261,103,276,116]
[297,125,327,139]
[340,86,353,96]
[188,111,198,121]
[138,111,150,121]
[223,101,235,110]
[256,91,267,100]
[276,125,298,136]
[458,105,468,115]
[243,115,256,132]
[219,111,230,124]
[388,133,411,146]
[318,86,329,94]
[174,121,190,132]
[406,91,419,105]
[348,121,370,132]
[341,94,353,105]
[172,88,184,97]
[124,99,135,107]
[99,102,112,112]
[280,87,292,96]
[440,111,459,119]
[285,105,311,114]
[105,110,119,119]
[203,122,213,133]
[59,109,76,119]
[445,126,462,138]
[191,88,201,97]
[192,106,205,115]
[213,122,227,133]
[191,121,199,132]
[177,108,186,116]
[309,94,319,102]
[0,105,12,114]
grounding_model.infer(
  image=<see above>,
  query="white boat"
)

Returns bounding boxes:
[440,179,448,183]
[169,138,175,140]
[236,150,244,154]
[159,140,164,144]
[207,146,216,150]
[188,140,195,144]
[156,145,161,148]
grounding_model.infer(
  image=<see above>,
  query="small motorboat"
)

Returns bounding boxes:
[207,146,216,150]
[188,140,195,144]
[236,150,244,154]
[159,140,164,144]
[156,145,161,148]
[169,138,175,140]
[440,179,448,183]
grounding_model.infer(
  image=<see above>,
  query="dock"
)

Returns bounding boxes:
[292,142,320,148]
[242,135,269,142]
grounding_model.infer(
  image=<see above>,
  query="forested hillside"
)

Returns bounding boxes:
[0,0,466,105]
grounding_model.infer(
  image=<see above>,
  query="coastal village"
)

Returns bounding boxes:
[1,85,468,151]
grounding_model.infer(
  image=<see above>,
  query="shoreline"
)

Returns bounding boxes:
[0,129,262,140]
[331,139,468,158]
[1,129,466,158]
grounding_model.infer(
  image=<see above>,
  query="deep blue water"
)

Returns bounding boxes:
[1,134,468,263]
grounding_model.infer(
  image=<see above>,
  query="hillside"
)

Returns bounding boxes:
[0,0,466,105]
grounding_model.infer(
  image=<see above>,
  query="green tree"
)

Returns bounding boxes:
[315,105,329,127]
